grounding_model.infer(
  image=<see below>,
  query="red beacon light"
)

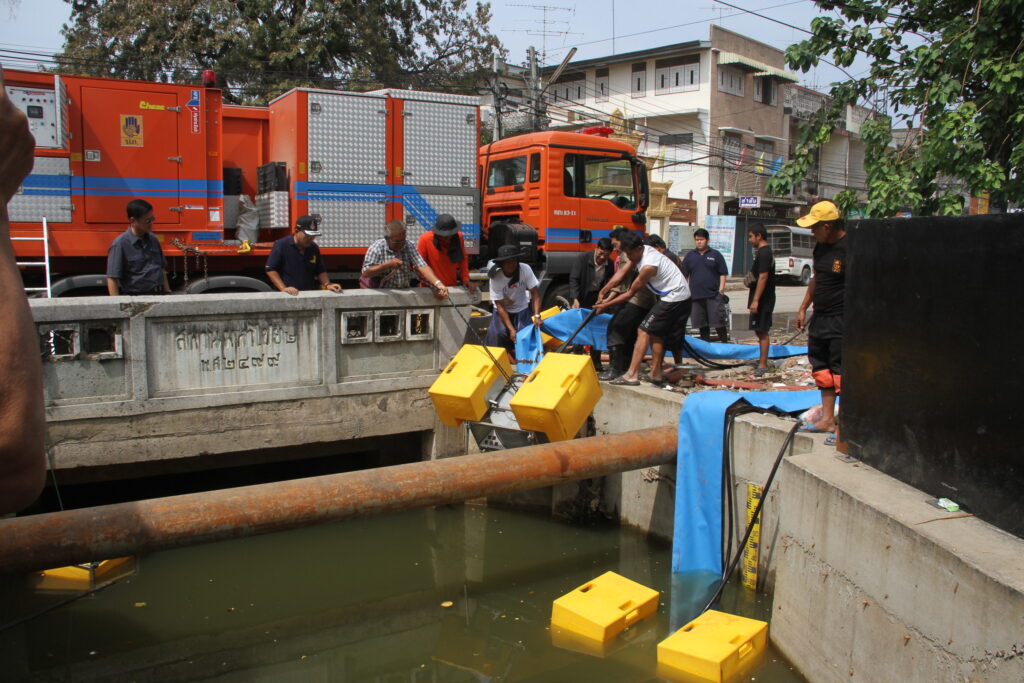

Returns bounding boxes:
[581,126,614,138]
[201,70,217,88]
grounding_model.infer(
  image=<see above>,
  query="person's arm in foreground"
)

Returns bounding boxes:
[0,71,46,513]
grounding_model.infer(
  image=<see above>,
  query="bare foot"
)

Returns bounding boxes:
[813,419,836,433]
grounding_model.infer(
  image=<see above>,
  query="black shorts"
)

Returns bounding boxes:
[748,292,775,333]
[640,299,691,340]
[808,314,843,375]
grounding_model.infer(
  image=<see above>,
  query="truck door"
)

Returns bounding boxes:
[401,100,478,249]
[80,87,180,224]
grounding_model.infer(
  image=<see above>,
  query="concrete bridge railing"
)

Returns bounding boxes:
[29,289,474,476]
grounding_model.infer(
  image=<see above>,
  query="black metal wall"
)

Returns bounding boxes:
[843,214,1023,537]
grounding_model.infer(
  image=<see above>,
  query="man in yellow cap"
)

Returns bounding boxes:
[795,200,846,442]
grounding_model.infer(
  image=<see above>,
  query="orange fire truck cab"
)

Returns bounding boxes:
[478,131,649,304]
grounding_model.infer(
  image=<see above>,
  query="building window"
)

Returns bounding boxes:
[718,66,745,97]
[551,74,585,104]
[632,62,646,97]
[660,133,694,146]
[754,78,776,105]
[723,134,743,166]
[655,55,700,95]
[595,67,609,102]
[754,140,774,174]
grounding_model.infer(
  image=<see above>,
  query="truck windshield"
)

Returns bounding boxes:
[487,156,527,187]
[563,154,636,210]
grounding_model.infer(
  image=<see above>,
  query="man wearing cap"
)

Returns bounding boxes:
[106,199,172,296]
[361,220,448,298]
[265,216,342,295]
[795,200,847,438]
[681,228,730,343]
[416,213,477,292]
[485,245,542,352]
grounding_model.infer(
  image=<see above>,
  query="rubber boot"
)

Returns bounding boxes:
[590,347,604,373]
[716,326,730,343]
[598,345,622,381]
[699,326,711,342]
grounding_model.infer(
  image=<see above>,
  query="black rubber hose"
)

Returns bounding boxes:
[702,417,801,614]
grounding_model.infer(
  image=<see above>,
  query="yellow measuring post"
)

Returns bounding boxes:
[741,484,763,590]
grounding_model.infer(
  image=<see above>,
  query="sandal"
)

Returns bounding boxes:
[641,375,665,387]
[824,434,837,447]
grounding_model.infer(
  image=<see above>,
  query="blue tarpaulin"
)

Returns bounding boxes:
[673,390,820,576]
[683,336,806,359]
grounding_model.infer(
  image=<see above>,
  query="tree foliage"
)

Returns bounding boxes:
[56,0,502,104]
[766,0,1024,215]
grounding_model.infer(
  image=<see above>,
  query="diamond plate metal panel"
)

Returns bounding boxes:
[401,191,479,248]
[256,191,290,230]
[10,157,72,223]
[308,190,387,248]
[369,89,480,106]
[308,93,387,185]
[404,101,477,188]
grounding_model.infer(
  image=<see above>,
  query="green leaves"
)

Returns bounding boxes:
[55,0,502,104]
[782,0,1024,213]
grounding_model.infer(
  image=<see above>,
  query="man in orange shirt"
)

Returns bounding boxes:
[416,214,477,292]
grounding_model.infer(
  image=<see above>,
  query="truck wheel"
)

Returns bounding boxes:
[542,283,571,311]
[799,266,811,286]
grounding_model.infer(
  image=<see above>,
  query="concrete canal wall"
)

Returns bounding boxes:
[30,290,470,479]
[593,385,1024,683]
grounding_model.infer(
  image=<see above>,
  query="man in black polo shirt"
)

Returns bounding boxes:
[106,199,171,296]
[796,201,846,438]
[681,228,730,343]
[265,216,342,295]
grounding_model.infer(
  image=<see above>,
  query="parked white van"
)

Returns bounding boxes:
[767,224,815,285]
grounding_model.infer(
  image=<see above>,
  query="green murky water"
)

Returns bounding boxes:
[1,505,804,682]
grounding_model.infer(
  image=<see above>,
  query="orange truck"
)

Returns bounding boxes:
[5,67,648,302]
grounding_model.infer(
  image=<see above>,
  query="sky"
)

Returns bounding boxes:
[0,0,856,92]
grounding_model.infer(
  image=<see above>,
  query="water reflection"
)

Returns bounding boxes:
[0,505,803,682]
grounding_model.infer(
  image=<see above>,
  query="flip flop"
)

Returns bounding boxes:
[642,375,665,387]
[609,378,641,386]
[824,434,837,447]
[799,424,825,433]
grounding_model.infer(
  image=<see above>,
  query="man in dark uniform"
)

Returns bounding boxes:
[569,237,615,370]
[796,201,846,438]
[265,215,342,295]
[681,228,730,343]
[106,199,171,295]
[747,226,776,375]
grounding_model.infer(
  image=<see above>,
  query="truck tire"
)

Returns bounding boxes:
[542,283,571,311]
[799,266,811,286]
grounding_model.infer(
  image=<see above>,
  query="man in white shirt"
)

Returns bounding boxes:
[485,245,542,353]
[595,230,691,386]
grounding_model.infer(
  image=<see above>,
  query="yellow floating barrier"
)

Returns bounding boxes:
[657,609,768,683]
[550,571,659,643]
[33,556,137,592]
[510,352,602,442]
[428,344,511,427]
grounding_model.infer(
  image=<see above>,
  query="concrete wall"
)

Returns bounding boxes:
[592,385,1024,682]
[30,289,471,475]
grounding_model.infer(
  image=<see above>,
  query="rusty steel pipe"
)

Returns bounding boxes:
[0,427,676,575]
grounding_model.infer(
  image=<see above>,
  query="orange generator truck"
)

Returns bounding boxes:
[5,67,649,303]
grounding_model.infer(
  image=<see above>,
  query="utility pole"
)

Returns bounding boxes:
[527,46,540,132]
[491,53,505,140]
[718,135,727,215]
